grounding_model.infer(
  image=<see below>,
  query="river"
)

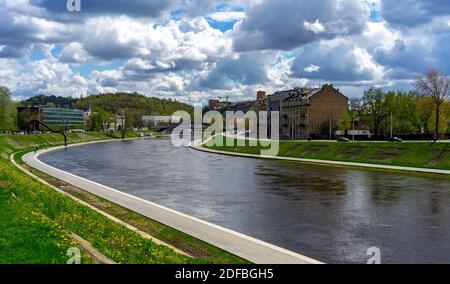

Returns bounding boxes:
[40,138,450,263]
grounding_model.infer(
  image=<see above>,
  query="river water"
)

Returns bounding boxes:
[40,138,450,263]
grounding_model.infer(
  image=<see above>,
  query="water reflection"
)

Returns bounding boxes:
[41,139,450,264]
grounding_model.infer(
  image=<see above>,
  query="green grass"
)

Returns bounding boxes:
[0,184,94,264]
[0,132,246,264]
[205,135,450,171]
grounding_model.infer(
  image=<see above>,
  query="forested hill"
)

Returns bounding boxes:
[76,93,193,115]
[20,95,78,108]
[20,93,193,115]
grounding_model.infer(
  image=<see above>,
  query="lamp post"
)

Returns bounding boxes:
[352,111,355,141]
[390,112,393,138]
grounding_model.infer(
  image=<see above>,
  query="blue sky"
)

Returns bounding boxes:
[1,0,450,104]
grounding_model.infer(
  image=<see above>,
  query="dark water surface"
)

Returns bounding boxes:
[41,139,450,263]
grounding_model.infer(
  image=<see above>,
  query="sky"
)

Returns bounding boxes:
[1,0,450,104]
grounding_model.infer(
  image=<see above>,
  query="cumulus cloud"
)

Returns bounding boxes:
[207,11,246,22]
[1,0,450,103]
[198,51,274,90]
[304,20,325,34]
[33,0,174,18]
[0,6,70,58]
[232,0,370,51]
[304,64,321,73]
[291,39,385,82]
[0,58,90,98]
[381,0,450,27]
[59,42,90,63]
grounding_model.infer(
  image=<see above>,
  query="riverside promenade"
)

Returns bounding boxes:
[22,142,322,264]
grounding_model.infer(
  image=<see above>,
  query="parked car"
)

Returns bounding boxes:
[337,137,350,142]
[387,136,403,142]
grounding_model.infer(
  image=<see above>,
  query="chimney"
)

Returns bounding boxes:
[257,90,266,102]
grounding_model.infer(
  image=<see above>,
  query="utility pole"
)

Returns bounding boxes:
[329,114,332,140]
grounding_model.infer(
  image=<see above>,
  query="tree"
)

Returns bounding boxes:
[75,93,193,117]
[348,98,363,138]
[89,108,114,131]
[384,91,421,135]
[416,69,450,140]
[118,109,135,138]
[363,88,388,136]
[0,86,17,131]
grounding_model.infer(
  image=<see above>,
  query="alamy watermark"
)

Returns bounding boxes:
[67,0,81,12]
[67,247,81,264]
[367,247,381,264]
[170,107,280,156]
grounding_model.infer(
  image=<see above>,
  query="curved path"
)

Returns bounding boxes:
[22,142,322,264]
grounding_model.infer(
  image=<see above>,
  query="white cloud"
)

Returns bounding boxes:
[208,11,246,22]
[304,64,321,73]
[304,20,325,34]
[59,42,90,64]
[233,0,370,51]
[1,0,450,103]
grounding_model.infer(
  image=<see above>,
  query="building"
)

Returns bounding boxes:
[266,89,295,136]
[209,91,267,113]
[208,99,221,110]
[268,84,349,140]
[208,99,233,110]
[17,106,86,130]
[142,115,182,130]
[256,90,266,102]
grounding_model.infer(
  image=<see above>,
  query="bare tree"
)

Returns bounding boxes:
[363,88,388,136]
[350,97,363,115]
[349,97,363,140]
[416,69,450,141]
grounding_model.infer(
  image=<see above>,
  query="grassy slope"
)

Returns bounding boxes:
[0,132,244,264]
[205,136,450,170]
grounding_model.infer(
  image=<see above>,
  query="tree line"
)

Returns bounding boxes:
[349,69,450,140]
[1,91,194,133]
[75,92,194,132]
[0,87,17,131]
[1,70,449,139]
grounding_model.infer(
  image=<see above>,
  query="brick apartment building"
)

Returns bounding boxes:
[207,85,348,140]
[268,84,349,140]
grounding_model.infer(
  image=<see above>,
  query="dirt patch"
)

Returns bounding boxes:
[285,144,302,154]
[368,147,404,163]
[337,146,368,159]
[0,181,11,190]
[299,144,328,157]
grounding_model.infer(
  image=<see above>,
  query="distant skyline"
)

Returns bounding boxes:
[1,0,450,104]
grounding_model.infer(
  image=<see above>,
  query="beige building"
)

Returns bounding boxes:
[277,84,349,140]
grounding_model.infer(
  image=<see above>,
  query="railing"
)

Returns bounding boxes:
[28,120,68,147]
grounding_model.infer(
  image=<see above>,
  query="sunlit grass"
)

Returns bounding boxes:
[0,132,204,264]
[205,135,450,170]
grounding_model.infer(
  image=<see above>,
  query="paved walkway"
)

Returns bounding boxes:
[22,143,322,264]
[191,144,450,176]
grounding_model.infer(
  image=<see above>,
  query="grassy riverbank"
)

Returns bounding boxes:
[0,133,246,264]
[204,135,450,171]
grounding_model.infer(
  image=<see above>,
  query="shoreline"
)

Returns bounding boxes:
[191,142,450,176]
